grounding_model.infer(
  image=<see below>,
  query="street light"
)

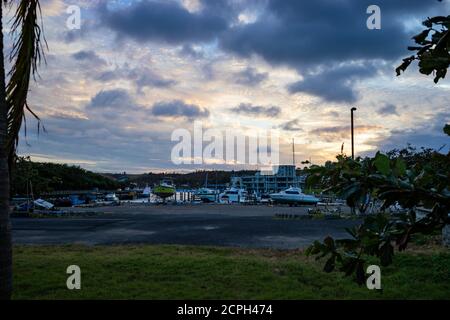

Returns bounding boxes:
[351,107,357,160]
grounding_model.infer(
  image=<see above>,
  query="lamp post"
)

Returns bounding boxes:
[351,107,357,160]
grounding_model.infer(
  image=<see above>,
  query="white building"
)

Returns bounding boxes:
[231,165,306,194]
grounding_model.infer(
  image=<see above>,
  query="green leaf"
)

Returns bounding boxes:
[395,158,407,176]
[396,56,415,76]
[374,153,391,175]
[412,29,431,44]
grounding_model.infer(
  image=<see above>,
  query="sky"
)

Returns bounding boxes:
[12,0,450,173]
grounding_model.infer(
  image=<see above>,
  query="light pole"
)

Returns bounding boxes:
[351,107,357,160]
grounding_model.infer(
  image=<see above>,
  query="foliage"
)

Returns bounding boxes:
[305,127,450,284]
[308,8,450,285]
[11,157,119,196]
[396,13,450,83]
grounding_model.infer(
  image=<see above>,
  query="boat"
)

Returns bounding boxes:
[259,193,272,204]
[105,193,119,202]
[141,185,152,198]
[195,173,218,203]
[195,187,217,203]
[153,179,176,200]
[219,187,248,204]
[270,187,319,205]
[34,199,54,210]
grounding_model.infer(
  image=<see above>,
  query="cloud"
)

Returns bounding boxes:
[151,100,210,119]
[98,0,230,45]
[235,67,268,86]
[95,66,176,91]
[369,112,450,153]
[288,63,377,103]
[230,103,280,117]
[378,103,399,116]
[221,0,438,67]
[46,110,89,121]
[219,0,442,103]
[97,0,444,104]
[280,119,302,132]
[179,44,205,59]
[18,0,450,173]
[130,69,177,90]
[310,125,381,142]
[87,89,136,110]
[324,111,340,118]
[72,50,107,66]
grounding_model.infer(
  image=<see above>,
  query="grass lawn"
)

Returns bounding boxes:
[12,244,450,300]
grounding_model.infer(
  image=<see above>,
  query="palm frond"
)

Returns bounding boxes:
[5,0,46,162]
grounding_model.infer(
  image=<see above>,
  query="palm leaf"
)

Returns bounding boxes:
[4,0,46,163]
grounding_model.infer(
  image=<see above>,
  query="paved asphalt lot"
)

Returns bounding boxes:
[12,204,360,249]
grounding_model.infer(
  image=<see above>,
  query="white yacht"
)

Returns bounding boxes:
[270,187,319,205]
[195,188,217,203]
[105,193,119,202]
[219,187,248,204]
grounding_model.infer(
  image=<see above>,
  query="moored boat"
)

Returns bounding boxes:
[219,187,248,204]
[195,187,217,203]
[270,187,319,205]
[105,193,119,202]
[153,179,176,200]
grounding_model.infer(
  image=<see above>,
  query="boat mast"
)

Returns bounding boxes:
[292,138,295,168]
[292,138,296,187]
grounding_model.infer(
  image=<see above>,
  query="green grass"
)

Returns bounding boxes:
[13,244,450,300]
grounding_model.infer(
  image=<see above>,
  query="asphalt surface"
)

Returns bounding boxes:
[12,204,360,249]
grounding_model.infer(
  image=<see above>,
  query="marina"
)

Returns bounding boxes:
[12,165,327,210]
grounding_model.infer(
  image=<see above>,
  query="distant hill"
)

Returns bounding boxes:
[11,157,120,196]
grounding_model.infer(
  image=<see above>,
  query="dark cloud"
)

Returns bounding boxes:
[220,0,442,103]
[230,103,280,117]
[97,0,443,104]
[98,0,230,45]
[288,63,378,103]
[130,69,177,90]
[72,50,107,66]
[235,67,268,86]
[152,100,210,119]
[280,119,302,132]
[221,0,438,67]
[378,103,399,116]
[88,89,136,110]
